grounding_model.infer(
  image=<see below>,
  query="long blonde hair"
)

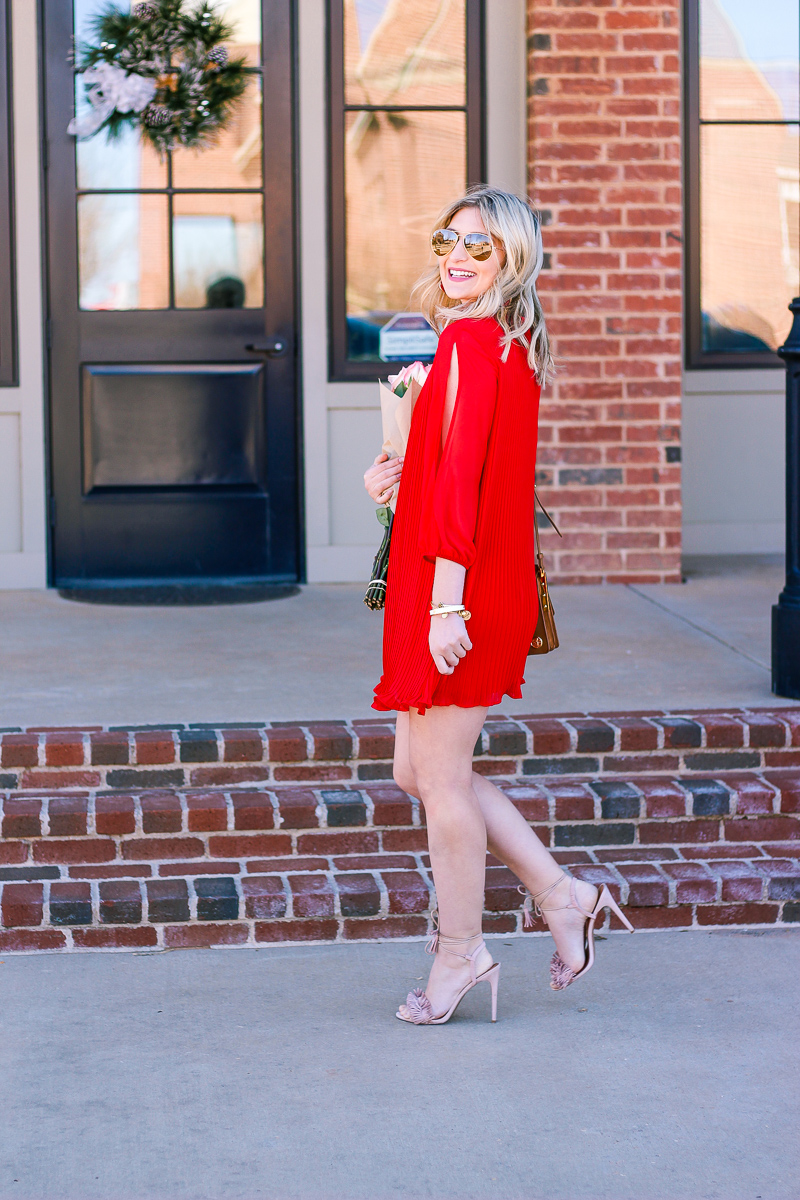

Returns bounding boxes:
[413,185,553,383]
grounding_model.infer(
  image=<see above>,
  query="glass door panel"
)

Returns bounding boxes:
[78,193,170,310]
[73,0,264,312]
[172,75,263,187]
[173,192,264,308]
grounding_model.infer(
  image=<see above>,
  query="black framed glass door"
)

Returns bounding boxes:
[42,0,299,587]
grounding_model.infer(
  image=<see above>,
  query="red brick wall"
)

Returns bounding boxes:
[527,0,682,583]
[1,715,799,951]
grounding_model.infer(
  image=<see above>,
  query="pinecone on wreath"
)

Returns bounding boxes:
[205,45,229,70]
[68,0,250,155]
[144,104,172,127]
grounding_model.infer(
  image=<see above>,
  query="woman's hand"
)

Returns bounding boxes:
[429,613,472,675]
[364,452,403,504]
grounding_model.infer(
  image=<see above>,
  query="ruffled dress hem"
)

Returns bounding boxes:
[372,677,526,716]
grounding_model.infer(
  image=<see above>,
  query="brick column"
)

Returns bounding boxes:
[527,0,682,583]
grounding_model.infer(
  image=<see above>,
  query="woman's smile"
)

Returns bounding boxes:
[438,205,502,301]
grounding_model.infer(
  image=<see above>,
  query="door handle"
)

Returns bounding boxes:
[246,337,288,358]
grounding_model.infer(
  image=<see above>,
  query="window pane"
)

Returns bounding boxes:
[345,109,465,361]
[700,0,799,121]
[74,0,128,40]
[172,75,263,188]
[76,125,167,191]
[345,0,466,107]
[700,123,799,352]
[73,0,168,188]
[78,193,169,310]
[173,193,263,308]
[187,0,262,68]
[76,0,262,67]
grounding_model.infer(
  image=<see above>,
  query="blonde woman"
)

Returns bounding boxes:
[365,186,632,1025]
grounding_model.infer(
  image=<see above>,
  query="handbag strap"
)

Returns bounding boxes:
[535,489,562,537]
[534,487,562,565]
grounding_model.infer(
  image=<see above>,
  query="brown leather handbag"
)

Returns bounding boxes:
[529,490,562,655]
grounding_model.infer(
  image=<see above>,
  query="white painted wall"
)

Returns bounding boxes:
[682,368,785,555]
[298,0,527,583]
[0,0,47,587]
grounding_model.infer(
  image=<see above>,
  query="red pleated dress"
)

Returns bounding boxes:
[373,316,541,714]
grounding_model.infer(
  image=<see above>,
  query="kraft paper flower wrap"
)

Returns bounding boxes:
[363,362,431,610]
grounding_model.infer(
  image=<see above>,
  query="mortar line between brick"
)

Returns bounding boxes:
[373,869,389,917]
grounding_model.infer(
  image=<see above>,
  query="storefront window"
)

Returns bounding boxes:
[328,0,484,380]
[687,0,800,364]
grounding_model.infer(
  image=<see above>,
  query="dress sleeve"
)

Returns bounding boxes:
[419,324,499,569]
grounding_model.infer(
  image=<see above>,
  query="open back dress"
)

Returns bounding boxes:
[372,315,542,715]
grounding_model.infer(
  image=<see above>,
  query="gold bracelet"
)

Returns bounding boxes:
[429,603,471,620]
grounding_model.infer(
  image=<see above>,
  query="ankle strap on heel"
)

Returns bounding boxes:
[426,911,486,985]
[517,874,565,928]
[518,873,594,928]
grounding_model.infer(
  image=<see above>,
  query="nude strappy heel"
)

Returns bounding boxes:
[396,921,501,1025]
[519,872,634,990]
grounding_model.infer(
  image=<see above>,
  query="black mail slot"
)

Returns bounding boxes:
[82,363,265,492]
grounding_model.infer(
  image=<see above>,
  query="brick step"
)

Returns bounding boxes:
[1,705,800,792]
[1,765,799,951]
[2,708,800,793]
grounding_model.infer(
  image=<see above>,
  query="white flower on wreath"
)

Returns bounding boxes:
[68,61,157,139]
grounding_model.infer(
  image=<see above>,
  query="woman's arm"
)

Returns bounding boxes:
[419,327,498,571]
[420,326,498,673]
[429,556,471,674]
[427,340,480,674]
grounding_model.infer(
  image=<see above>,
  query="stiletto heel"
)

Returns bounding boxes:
[600,884,634,933]
[520,874,635,991]
[396,922,500,1025]
[488,962,500,1022]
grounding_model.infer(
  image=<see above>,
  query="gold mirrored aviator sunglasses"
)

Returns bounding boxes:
[431,227,494,262]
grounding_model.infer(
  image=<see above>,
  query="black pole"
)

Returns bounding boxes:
[772,297,800,697]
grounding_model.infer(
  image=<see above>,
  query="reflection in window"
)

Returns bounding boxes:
[700,0,799,120]
[173,194,263,308]
[699,0,799,352]
[340,0,470,364]
[171,73,263,187]
[207,0,262,67]
[73,0,264,312]
[78,193,169,310]
[345,0,466,106]
[76,123,167,191]
[345,109,465,359]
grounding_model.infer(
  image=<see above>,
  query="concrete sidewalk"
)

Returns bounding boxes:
[0,929,797,1200]
[0,555,792,726]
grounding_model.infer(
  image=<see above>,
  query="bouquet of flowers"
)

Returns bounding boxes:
[363,361,431,610]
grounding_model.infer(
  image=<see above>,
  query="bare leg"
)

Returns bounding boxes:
[394,712,597,973]
[396,705,493,1020]
[471,773,597,970]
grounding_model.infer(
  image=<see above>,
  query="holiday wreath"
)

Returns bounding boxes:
[68,0,251,155]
